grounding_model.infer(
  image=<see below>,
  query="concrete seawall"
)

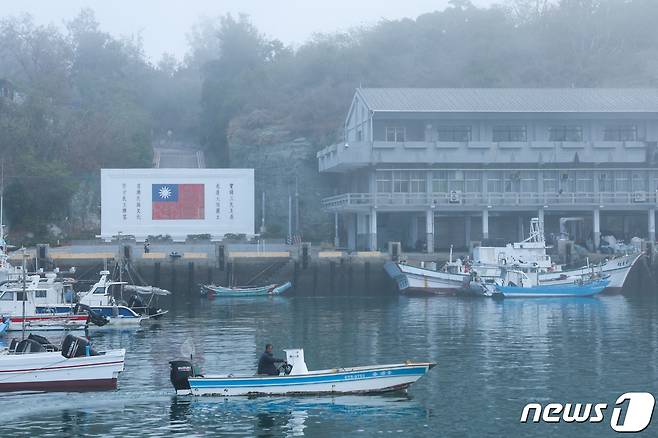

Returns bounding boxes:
[10,243,657,297]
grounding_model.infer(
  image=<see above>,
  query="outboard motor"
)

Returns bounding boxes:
[74,303,110,327]
[170,360,195,393]
[28,334,58,351]
[16,339,46,354]
[61,334,98,358]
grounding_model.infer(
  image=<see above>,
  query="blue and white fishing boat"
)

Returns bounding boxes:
[493,276,609,298]
[170,348,435,396]
[75,271,170,326]
[201,281,292,298]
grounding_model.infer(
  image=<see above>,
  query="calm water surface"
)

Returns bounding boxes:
[1,289,657,437]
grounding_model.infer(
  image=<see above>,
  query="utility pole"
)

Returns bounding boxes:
[295,175,299,238]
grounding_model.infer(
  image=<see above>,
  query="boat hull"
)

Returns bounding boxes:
[495,279,609,298]
[7,314,88,331]
[202,283,290,297]
[0,349,125,392]
[182,363,434,397]
[384,262,465,295]
[539,253,641,292]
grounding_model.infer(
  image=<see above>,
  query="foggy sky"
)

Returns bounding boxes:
[3,0,497,62]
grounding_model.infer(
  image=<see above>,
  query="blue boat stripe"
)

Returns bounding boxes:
[189,366,427,388]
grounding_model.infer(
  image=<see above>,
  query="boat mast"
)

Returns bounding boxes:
[21,249,27,340]
[0,159,4,245]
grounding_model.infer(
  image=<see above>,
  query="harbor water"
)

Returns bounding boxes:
[0,288,657,437]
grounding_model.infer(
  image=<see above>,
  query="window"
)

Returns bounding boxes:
[543,170,559,193]
[464,171,481,192]
[598,171,614,192]
[549,126,583,142]
[438,126,471,142]
[493,125,526,142]
[35,290,47,298]
[392,171,410,193]
[614,171,631,191]
[385,127,406,142]
[487,171,504,193]
[604,125,637,141]
[409,171,427,193]
[376,171,392,193]
[520,171,538,192]
[92,287,106,295]
[0,291,13,301]
[432,171,449,192]
[632,172,648,192]
[16,292,26,301]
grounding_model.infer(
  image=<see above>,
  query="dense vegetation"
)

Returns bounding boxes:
[1,0,658,240]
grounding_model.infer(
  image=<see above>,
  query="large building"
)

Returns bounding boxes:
[317,88,658,252]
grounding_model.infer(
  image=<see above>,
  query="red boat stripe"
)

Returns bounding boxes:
[0,360,124,373]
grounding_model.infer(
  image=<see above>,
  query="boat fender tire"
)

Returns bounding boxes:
[170,360,195,391]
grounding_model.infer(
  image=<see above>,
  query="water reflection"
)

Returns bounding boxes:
[169,394,426,436]
[0,291,656,437]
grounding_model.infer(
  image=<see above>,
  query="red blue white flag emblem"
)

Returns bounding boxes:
[152,184,205,220]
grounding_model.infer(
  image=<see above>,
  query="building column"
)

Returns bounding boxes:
[518,215,525,241]
[409,214,419,249]
[356,212,368,250]
[465,215,472,248]
[538,208,545,228]
[649,208,656,242]
[426,209,435,253]
[623,215,631,240]
[593,208,601,249]
[334,212,340,248]
[482,209,489,240]
[369,209,378,251]
[347,213,356,251]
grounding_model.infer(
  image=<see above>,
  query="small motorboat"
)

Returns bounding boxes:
[201,281,292,298]
[493,277,609,298]
[74,271,169,327]
[170,348,435,396]
[0,333,125,392]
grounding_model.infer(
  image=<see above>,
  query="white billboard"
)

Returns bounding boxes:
[101,169,254,242]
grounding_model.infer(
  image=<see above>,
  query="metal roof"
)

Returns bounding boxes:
[356,88,658,113]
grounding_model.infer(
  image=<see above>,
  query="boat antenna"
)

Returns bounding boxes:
[21,248,27,340]
[449,245,453,263]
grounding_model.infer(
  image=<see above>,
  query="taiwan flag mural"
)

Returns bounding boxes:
[152,184,205,220]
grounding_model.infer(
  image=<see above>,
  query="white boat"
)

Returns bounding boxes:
[76,271,169,326]
[0,273,88,331]
[384,259,469,294]
[0,334,125,392]
[170,348,435,396]
[385,218,642,294]
[538,253,642,292]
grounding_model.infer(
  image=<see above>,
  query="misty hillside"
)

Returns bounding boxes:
[1,0,658,240]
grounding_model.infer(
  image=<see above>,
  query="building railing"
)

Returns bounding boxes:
[321,191,658,210]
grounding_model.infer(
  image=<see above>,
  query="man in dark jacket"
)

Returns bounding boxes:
[257,344,285,375]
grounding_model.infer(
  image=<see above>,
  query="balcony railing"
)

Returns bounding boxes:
[321,191,658,210]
